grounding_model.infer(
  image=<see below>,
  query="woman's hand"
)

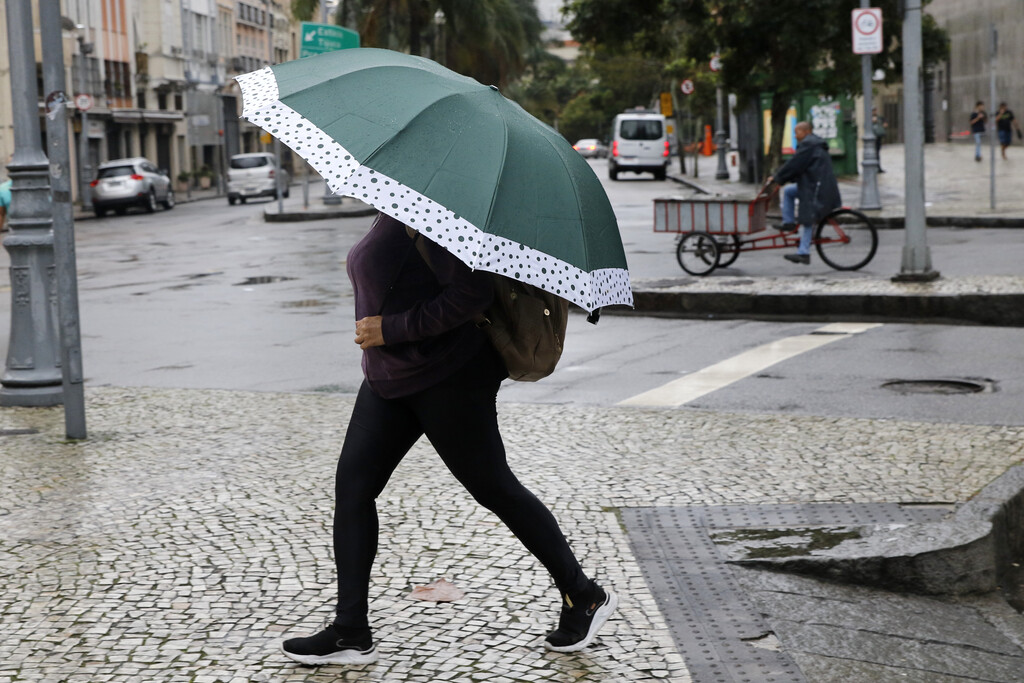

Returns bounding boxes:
[355,316,385,349]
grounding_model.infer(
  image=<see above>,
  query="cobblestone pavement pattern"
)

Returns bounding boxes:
[3,387,1023,682]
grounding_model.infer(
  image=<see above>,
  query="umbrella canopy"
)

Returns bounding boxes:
[235,48,631,313]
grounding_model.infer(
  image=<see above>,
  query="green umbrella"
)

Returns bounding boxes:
[236,48,631,313]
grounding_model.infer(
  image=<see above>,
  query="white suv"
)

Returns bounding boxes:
[608,110,669,181]
[227,153,290,205]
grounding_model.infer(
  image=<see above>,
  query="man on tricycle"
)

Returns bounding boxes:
[766,121,841,265]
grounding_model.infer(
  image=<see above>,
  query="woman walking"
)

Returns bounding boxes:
[279,212,617,666]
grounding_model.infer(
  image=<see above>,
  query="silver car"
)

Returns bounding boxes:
[227,153,290,205]
[91,157,174,217]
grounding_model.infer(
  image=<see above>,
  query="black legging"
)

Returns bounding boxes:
[332,346,588,627]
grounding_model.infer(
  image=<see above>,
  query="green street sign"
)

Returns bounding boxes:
[299,22,359,58]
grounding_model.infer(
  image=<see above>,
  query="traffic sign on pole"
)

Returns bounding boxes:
[74,93,93,111]
[852,8,883,54]
[709,55,722,72]
[300,22,360,58]
[680,79,695,96]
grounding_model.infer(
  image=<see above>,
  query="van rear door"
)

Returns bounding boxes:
[617,118,665,164]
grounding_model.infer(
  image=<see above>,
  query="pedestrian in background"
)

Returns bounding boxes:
[871,107,887,173]
[970,101,987,162]
[995,102,1021,160]
[279,212,617,667]
[0,177,12,232]
[767,121,842,265]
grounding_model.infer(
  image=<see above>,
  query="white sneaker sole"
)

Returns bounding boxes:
[280,641,379,666]
[543,589,618,653]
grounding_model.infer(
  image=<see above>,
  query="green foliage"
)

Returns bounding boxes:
[338,0,543,87]
[566,0,949,175]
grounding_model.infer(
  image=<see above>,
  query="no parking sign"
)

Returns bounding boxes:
[852,8,883,54]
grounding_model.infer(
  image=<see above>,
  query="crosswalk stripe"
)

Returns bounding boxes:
[618,322,883,407]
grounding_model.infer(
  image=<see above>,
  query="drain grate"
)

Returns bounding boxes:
[235,276,295,286]
[622,503,949,683]
[0,428,40,436]
[883,378,993,395]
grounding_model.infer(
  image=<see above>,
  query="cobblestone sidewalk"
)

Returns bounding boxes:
[2,387,1022,682]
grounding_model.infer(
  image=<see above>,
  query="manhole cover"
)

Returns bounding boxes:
[235,276,296,286]
[882,379,991,395]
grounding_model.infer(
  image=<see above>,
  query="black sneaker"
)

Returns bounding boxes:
[784,253,810,265]
[773,222,798,232]
[281,621,378,666]
[544,580,618,652]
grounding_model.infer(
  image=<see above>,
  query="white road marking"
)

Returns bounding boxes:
[618,322,883,407]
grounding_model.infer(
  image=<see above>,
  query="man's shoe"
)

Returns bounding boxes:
[773,222,798,232]
[784,253,810,265]
[544,580,618,653]
[281,622,378,666]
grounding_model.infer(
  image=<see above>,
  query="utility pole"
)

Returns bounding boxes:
[75,30,94,211]
[988,25,997,211]
[1,0,64,406]
[714,85,729,180]
[858,0,882,210]
[893,0,939,282]
[41,0,87,438]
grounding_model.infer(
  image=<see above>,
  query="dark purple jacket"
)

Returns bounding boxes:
[347,213,493,398]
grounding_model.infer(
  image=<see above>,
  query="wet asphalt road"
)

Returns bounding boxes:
[1,163,1023,426]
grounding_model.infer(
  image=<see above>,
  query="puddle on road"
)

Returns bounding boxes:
[282,299,328,308]
[234,276,296,286]
[710,526,863,559]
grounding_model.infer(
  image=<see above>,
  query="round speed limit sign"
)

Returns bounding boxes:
[75,93,93,111]
[680,79,695,96]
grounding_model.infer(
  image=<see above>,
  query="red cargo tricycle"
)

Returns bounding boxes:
[653,184,878,276]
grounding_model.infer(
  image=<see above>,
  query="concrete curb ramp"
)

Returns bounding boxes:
[729,465,1024,596]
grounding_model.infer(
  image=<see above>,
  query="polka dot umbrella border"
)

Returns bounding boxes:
[235,61,633,313]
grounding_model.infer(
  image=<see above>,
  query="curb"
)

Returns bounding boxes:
[727,465,1024,596]
[627,290,1024,327]
[263,200,377,222]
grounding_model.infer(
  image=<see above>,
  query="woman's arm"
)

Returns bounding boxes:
[375,239,493,347]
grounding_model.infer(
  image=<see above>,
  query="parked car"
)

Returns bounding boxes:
[572,138,608,159]
[91,157,174,217]
[227,153,290,205]
[608,109,670,181]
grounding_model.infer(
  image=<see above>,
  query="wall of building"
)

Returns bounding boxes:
[927,0,1024,141]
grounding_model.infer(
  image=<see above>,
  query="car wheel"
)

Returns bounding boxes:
[94,207,107,218]
[609,167,619,180]
[115,208,127,215]
[228,196,237,206]
[162,189,175,210]
[282,188,290,199]
[240,197,246,204]
[144,189,157,213]
[654,169,667,181]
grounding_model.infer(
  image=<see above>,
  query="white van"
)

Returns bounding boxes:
[608,110,669,181]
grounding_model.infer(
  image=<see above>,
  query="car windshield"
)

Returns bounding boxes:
[98,166,135,179]
[576,139,598,146]
[620,120,663,141]
[231,156,269,169]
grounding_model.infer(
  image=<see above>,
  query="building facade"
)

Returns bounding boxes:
[0,0,300,204]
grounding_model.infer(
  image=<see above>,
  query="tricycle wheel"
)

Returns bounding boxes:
[715,234,741,268]
[676,231,720,276]
[814,209,878,270]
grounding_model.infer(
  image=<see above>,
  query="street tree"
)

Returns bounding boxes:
[291,0,542,88]
[566,0,948,176]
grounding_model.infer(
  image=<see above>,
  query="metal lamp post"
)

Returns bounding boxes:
[1,0,64,407]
